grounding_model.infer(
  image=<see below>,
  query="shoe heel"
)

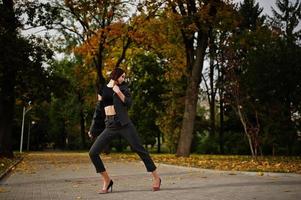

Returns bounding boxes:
[99,180,114,194]
[108,180,113,193]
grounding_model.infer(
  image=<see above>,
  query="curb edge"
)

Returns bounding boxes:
[0,156,24,181]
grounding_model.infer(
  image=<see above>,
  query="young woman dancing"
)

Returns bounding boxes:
[88,68,161,194]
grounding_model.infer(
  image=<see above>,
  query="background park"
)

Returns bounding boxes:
[0,0,301,199]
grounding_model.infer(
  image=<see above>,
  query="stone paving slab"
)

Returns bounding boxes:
[0,153,301,200]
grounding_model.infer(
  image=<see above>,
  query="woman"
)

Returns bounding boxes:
[88,68,161,194]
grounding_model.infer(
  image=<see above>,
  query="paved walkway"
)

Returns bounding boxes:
[0,152,301,200]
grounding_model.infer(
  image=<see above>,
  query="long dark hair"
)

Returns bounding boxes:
[110,68,125,81]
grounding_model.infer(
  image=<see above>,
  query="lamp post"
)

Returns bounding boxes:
[20,101,32,153]
[27,120,35,151]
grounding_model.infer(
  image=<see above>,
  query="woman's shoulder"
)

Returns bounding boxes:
[97,84,107,95]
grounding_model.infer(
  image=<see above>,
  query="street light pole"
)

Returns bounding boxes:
[20,106,26,153]
[20,101,31,153]
[27,120,31,151]
[27,121,35,151]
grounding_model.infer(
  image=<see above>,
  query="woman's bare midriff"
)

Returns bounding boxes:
[104,105,116,116]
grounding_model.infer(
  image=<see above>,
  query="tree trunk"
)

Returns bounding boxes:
[80,107,86,149]
[157,131,161,153]
[0,0,18,158]
[285,101,295,155]
[236,105,262,157]
[0,87,15,158]
[176,33,208,157]
[77,91,86,149]
[237,107,255,156]
[176,0,220,157]
[62,120,67,149]
[218,48,225,154]
[96,44,105,83]
[219,95,224,154]
[176,78,199,156]
[209,47,216,138]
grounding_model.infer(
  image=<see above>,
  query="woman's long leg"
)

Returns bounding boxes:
[89,128,117,173]
[121,123,157,172]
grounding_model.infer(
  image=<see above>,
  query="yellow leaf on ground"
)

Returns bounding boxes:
[257,172,264,176]
[0,187,9,193]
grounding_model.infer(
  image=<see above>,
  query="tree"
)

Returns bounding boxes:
[128,53,166,152]
[271,0,301,43]
[244,35,301,155]
[24,0,138,88]
[239,0,264,31]
[0,0,19,157]
[222,0,301,156]
[202,30,219,146]
[23,0,138,149]
[115,7,187,153]
[0,0,53,157]
[222,0,266,156]
[247,0,301,155]
[198,1,239,154]
[161,0,222,157]
[49,0,136,83]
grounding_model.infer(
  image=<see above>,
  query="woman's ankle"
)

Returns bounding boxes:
[100,171,111,182]
[151,170,160,179]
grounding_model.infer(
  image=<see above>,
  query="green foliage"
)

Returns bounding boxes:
[243,33,301,155]
[221,0,301,155]
[0,0,56,157]
[128,53,166,149]
[15,37,54,104]
[157,75,186,153]
[239,0,265,30]
[231,0,301,155]
[26,102,52,151]
[47,57,95,150]
[271,0,301,42]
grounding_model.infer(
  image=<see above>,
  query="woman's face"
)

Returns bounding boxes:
[117,73,126,84]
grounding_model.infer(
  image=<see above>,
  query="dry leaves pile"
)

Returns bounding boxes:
[150,154,301,174]
[1,152,300,175]
[98,153,301,174]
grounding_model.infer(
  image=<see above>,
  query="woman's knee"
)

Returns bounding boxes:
[89,147,99,158]
[88,134,108,157]
[131,143,148,155]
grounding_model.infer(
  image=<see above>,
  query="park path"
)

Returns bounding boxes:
[0,152,301,200]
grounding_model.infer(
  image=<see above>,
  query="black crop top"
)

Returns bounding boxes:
[102,85,114,106]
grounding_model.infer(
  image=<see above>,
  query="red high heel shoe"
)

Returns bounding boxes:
[99,180,113,194]
[152,178,161,191]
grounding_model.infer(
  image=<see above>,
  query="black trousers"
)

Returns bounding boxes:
[89,115,157,173]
